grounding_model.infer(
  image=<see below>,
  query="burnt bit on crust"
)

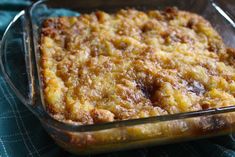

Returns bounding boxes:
[163,7,178,20]
[41,19,58,37]
[227,48,235,57]
[224,48,235,66]
[186,18,198,29]
[141,21,155,33]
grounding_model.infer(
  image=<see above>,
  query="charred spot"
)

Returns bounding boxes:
[208,42,217,52]
[90,46,99,57]
[227,48,235,57]
[95,11,106,23]
[138,83,154,100]
[137,80,160,105]
[141,21,155,33]
[162,7,178,20]
[201,103,210,110]
[164,7,178,14]
[226,48,235,61]
[207,41,224,54]
[223,48,235,66]
[63,36,71,50]
[186,18,198,29]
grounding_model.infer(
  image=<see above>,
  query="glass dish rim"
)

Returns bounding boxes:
[3,0,235,132]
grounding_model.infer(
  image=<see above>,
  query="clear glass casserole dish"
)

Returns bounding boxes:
[1,0,235,155]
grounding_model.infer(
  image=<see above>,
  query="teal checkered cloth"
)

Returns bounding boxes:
[1,0,235,157]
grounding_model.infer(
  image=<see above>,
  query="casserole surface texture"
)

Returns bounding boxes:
[41,8,235,125]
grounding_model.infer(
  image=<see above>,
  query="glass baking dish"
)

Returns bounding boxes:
[1,0,235,155]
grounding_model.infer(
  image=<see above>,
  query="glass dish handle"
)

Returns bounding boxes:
[0,10,35,106]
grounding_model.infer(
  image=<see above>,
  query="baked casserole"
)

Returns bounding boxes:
[40,7,235,128]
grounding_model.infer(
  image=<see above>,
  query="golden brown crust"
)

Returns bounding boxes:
[40,8,235,125]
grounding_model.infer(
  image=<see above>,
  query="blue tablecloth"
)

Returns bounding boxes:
[1,0,235,157]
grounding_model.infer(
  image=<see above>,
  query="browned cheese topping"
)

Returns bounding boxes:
[41,8,235,124]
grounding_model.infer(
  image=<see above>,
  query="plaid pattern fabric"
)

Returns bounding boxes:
[1,0,235,157]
